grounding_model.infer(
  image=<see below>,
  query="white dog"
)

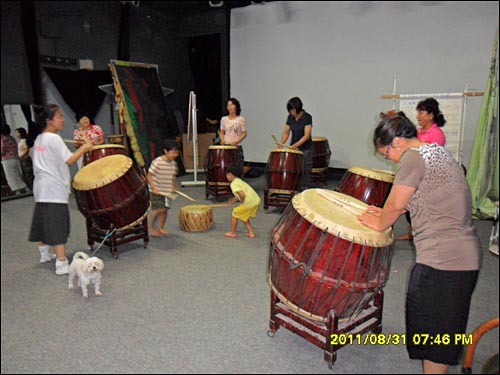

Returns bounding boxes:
[68,251,104,298]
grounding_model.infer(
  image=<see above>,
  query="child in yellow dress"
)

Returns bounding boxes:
[224,162,261,238]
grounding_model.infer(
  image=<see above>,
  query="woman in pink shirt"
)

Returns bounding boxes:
[416,98,446,146]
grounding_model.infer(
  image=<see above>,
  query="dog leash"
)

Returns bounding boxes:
[89,228,116,256]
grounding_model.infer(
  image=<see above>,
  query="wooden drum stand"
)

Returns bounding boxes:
[85,217,149,259]
[268,289,384,368]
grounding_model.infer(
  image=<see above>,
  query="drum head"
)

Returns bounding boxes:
[312,136,328,142]
[348,166,395,183]
[270,148,304,155]
[292,189,393,246]
[73,155,133,191]
[209,145,238,150]
[180,205,212,214]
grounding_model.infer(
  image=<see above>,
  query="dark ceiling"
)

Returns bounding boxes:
[131,1,260,17]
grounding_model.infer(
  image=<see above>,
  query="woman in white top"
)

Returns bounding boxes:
[29,105,92,275]
[220,98,247,167]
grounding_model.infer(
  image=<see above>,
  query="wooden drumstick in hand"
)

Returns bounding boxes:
[174,190,197,202]
[271,134,290,149]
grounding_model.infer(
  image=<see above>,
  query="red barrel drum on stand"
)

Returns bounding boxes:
[73,155,151,258]
[267,189,394,367]
[264,148,304,210]
[205,145,239,201]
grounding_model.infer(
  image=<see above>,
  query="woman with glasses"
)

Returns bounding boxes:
[357,112,481,374]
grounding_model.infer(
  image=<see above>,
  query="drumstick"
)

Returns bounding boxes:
[174,190,197,202]
[271,134,291,149]
[62,139,78,144]
[198,203,231,209]
[156,192,177,200]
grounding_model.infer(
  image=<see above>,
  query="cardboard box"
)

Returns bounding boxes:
[182,133,216,170]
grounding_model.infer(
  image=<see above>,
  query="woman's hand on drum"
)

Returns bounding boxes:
[229,197,238,205]
[357,207,383,231]
[365,206,382,217]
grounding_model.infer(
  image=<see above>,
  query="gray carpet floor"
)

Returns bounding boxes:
[1,173,498,374]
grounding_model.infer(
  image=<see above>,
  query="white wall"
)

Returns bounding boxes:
[230,1,499,169]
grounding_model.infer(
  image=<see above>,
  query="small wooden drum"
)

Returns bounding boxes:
[336,166,394,207]
[107,134,126,145]
[268,189,394,321]
[312,136,332,173]
[206,145,239,185]
[73,155,150,231]
[82,144,128,166]
[265,148,304,192]
[179,205,213,232]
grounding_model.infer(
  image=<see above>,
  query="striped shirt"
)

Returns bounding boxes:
[148,156,178,195]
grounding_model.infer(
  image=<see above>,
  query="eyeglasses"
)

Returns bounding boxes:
[383,145,391,159]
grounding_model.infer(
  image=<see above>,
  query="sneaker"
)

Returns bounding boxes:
[39,246,57,263]
[40,254,56,263]
[55,259,69,275]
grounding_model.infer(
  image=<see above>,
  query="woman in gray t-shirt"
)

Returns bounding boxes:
[358,111,482,374]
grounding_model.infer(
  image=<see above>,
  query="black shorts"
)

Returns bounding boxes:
[150,193,170,210]
[29,203,70,246]
[406,263,479,366]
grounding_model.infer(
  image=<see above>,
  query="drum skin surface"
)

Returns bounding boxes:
[265,149,304,192]
[73,155,150,231]
[336,166,394,207]
[268,189,394,321]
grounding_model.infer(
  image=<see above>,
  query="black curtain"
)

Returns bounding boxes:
[118,2,130,61]
[21,1,42,105]
[188,33,222,132]
[43,68,112,121]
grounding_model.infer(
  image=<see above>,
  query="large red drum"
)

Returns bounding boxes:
[265,149,304,192]
[336,166,394,207]
[205,145,239,185]
[312,136,331,172]
[73,155,150,231]
[268,189,394,321]
[82,144,128,166]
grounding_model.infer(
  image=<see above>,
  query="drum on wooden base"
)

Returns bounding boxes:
[265,148,304,193]
[206,145,239,185]
[268,189,394,321]
[179,205,213,232]
[73,155,150,231]
[82,144,128,166]
[336,166,394,207]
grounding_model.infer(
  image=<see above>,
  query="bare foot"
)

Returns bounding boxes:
[245,233,256,239]
[150,229,162,238]
[396,233,413,241]
[96,291,103,297]
[159,228,169,236]
[224,232,237,238]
